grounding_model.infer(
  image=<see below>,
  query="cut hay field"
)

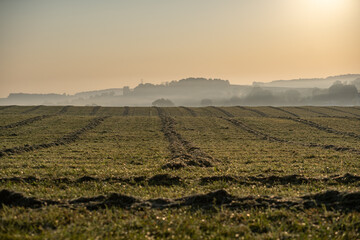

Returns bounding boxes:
[1,105,360,239]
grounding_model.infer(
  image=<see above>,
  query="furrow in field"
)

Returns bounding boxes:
[21,105,43,114]
[222,117,286,143]
[295,107,330,117]
[323,107,360,117]
[284,117,360,140]
[0,115,53,130]
[237,106,268,117]
[90,106,101,115]
[0,117,109,158]
[1,173,359,186]
[1,188,360,212]
[222,117,360,155]
[180,106,197,117]
[58,106,71,114]
[209,106,234,117]
[156,107,215,169]
[268,106,300,117]
[0,106,15,111]
[122,106,130,116]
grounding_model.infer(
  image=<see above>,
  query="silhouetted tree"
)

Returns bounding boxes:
[152,98,175,107]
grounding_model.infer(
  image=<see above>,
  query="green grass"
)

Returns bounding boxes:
[1,106,360,239]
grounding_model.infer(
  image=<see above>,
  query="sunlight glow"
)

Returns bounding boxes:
[309,0,347,10]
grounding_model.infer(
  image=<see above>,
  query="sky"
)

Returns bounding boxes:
[0,0,359,97]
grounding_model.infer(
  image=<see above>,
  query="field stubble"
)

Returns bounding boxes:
[0,106,360,239]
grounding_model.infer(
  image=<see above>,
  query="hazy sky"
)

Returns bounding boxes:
[0,0,359,97]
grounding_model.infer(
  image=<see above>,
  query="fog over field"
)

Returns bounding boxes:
[1,0,360,239]
[1,74,360,106]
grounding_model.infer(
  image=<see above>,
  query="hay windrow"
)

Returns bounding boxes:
[1,189,360,212]
[90,106,101,115]
[209,106,234,117]
[223,117,360,155]
[21,105,43,114]
[156,107,215,169]
[122,106,130,116]
[295,107,330,117]
[284,117,360,140]
[268,106,299,117]
[180,106,197,117]
[0,115,52,130]
[0,117,109,158]
[58,106,71,114]
[237,106,268,117]
[2,173,359,186]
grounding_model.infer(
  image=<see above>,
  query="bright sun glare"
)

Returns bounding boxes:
[304,0,349,16]
[312,0,345,8]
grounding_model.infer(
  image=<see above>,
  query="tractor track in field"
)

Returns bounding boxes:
[0,117,109,158]
[268,106,299,118]
[1,188,360,212]
[21,105,43,114]
[0,115,53,130]
[180,106,197,117]
[283,117,360,140]
[0,105,15,111]
[236,106,268,117]
[122,106,130,116]
[295,107,330,117]
[58,106,71,114]
[323,107,360,117]
[210,106,234,117]
[222,117,360,155]
[1,173,359,186]
[156,107,215,169]
[201,107,215,116]
[90,106,101,115]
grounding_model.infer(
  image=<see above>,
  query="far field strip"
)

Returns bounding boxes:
[223,117,360,155]
[0,117,109,158]
[58,106,72,114]
[283,117,360,140]
[236,106,269,117]
[295,106,330,117]
[21,105,44,114]
[90,106,101,115]
[321,106,360,117]
[0,115,53,130]
[122,106,130,116]
[0,105,14,111]
[180,106,198,117]
[268,106,300,118]
[210,106,235,117]
[156,107,215,169]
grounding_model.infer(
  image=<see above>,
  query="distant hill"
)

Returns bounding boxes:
[1,75,360,106]
[253,74,360,89]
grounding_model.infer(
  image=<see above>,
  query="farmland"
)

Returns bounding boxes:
[1,105,360,239]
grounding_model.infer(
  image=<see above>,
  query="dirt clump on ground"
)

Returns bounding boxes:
[0,189,43,208]
[148,174,181,186]
[1,188,360,212]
